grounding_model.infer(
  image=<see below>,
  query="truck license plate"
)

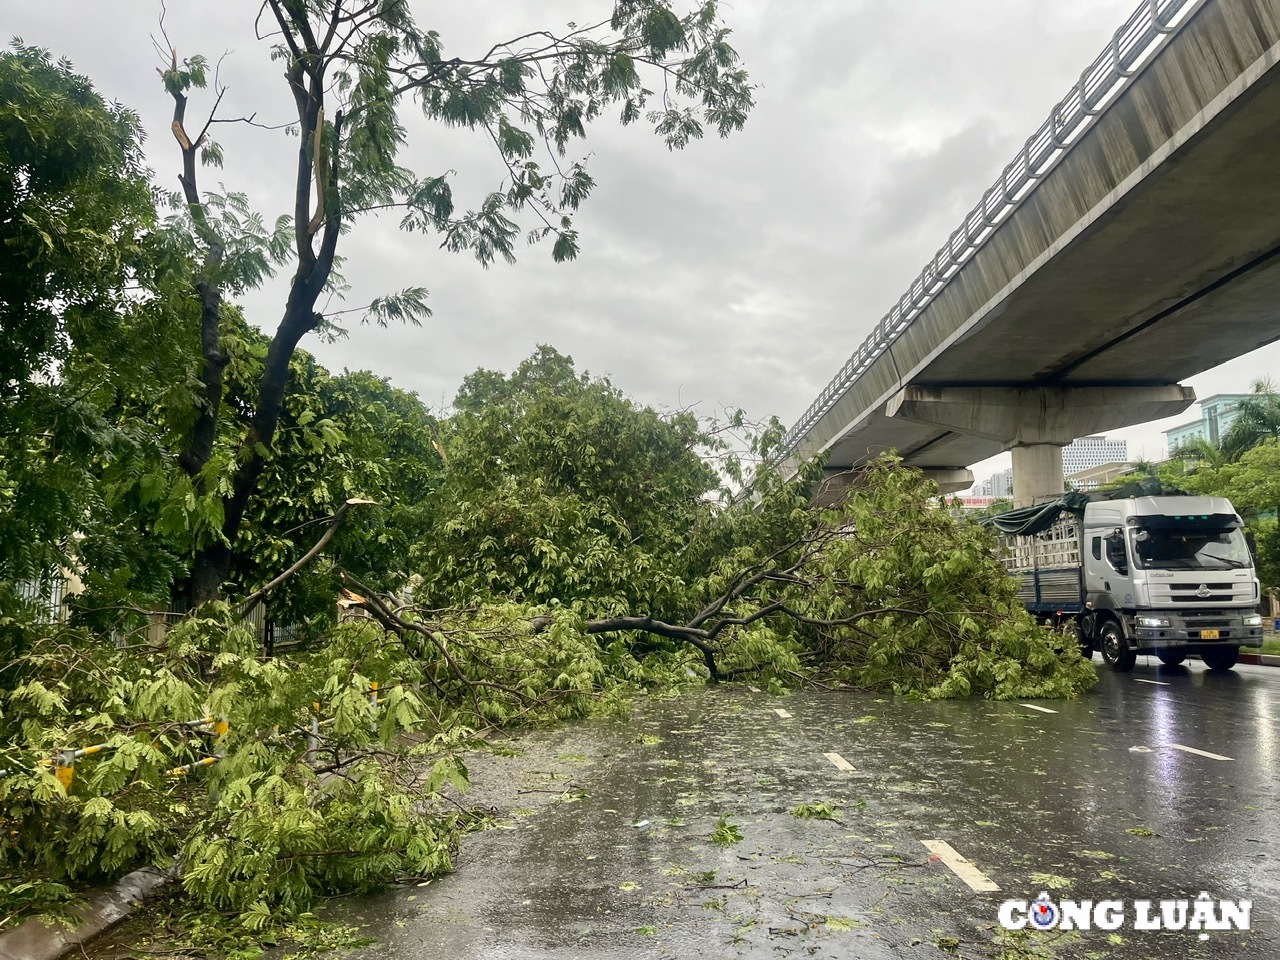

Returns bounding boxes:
[1201,629,1220,640]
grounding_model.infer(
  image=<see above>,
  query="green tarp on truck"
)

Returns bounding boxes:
[977,478,1180,537]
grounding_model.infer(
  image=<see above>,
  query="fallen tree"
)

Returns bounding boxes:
[343,455,1096,704]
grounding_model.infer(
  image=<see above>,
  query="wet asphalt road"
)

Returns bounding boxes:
[313,656,1279,960]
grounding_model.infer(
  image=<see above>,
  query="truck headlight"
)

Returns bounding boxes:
[1244,614,1263,626]
[1135,616,1171,628]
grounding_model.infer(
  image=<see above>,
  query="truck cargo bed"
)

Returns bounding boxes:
[997,517,1084,614]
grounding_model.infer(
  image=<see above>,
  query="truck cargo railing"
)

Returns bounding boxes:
[995,516,1081,573]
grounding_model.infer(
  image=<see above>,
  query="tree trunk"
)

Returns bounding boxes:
[191,541,234,606]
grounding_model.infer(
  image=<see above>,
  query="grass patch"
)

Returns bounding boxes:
[1240,636,1280,656]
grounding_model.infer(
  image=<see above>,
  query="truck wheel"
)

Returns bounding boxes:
[1201,646,1239,672]
[1157,650,1187,667]
[1098,620,1136,672]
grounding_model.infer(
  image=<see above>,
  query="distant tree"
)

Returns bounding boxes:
[418,346,717,615]
[0,45,161,636]
[1173,439,1280,586]
[1172,436,1229,470]
[1219,378,1280,461]
[1182,440,1280,519]
[1089,459,1178,494]
[1128,459,1155,477]
[152,1,755,603]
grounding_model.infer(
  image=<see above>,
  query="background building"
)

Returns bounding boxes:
[1163,394,1252,454]
[1062,435,1128,474]
[1067,461,1135,490]
[973,466,1014,498]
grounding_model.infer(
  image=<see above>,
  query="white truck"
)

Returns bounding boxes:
[986,488,1263,672]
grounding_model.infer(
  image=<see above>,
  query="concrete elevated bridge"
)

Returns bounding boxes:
[779,0,1280,506]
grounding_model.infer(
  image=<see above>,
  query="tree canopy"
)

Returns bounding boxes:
[0,44,154,391]
[152,0,755,602]
[1218,379,1280,462]
[418,345,718,614]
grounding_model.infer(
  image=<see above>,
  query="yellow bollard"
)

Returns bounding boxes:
[53,749,75,789]
[308,701,321,765]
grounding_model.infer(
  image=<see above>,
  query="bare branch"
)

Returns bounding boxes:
[239,498,377,614]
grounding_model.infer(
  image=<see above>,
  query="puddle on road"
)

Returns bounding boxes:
[85,678,1277,959]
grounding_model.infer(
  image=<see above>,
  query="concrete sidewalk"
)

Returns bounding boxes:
[0,866,174,960]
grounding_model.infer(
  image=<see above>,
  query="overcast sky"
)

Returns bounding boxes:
[7,0,1277,488]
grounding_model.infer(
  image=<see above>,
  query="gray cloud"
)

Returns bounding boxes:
[6,0,1272,462]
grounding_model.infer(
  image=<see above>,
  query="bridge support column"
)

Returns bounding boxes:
[1010,444,1065,508]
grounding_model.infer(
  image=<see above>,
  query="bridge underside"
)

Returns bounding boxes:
[802,0,1280,490]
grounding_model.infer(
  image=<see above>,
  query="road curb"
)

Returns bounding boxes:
[1237,652,1280,667]
[0,865,176,960]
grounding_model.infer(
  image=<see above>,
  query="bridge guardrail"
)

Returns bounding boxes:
[775,0,1196,464]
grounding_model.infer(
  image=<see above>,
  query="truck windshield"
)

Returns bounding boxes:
[1131,527,1251,570]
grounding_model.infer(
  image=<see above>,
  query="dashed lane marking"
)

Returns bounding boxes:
[824,752,854,772]
[920,839,1000,892]
[1019,703,1058,714]
[1171,743,1233,761]
[773,708,792,719]
[1135,679,1170,686]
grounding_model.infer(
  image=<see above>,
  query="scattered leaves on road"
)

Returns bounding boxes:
[711,817,744,846]
[825,916,864,931]
[793,802,842,821]
[1029,872,1072,890]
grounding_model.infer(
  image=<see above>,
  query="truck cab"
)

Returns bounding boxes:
[987,488,1263,672]
[1082,495,1262,671]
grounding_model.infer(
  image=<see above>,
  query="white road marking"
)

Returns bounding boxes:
[824,752,854,772]
[747,686,762,693]
[920,839,1000,892]
[1171,743,1234,761]
[1128,746,1153,753]
[1019,703,1058,714]
[1134,679,1169,686]
[773,708,792,719]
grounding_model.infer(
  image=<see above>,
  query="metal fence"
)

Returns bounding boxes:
[13,575,305,656]
[775,0,1197,464]
[15,576,69,623]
